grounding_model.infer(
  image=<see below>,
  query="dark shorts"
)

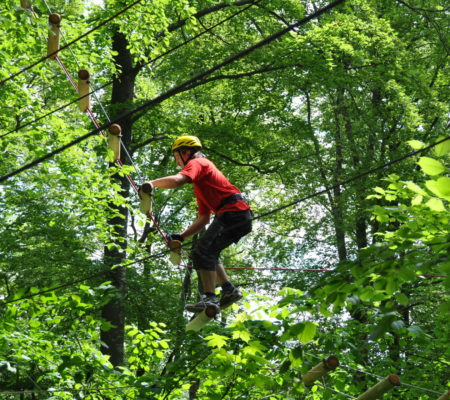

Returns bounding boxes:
[191,210,252,271]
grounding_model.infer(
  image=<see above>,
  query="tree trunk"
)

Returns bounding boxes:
[100,27,137,367]
[333,90,348,262]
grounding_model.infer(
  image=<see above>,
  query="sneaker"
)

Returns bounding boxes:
[219,287,243,309]
[186,296,219,313]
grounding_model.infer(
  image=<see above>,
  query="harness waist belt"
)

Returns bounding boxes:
[218,193,244,210]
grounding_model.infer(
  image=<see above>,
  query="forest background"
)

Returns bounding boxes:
[0,0,449,399]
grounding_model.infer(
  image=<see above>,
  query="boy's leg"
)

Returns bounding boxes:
[216,263,229,285]
[198,269,217,294]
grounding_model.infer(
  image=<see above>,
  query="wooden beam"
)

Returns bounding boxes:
[356,374,400,400]
[168,239,182,265]
[139,181,152,215]
[107,124,122,162]
[20,0,32,8]
[77,69,90,112]
[437,390,450,400]
[47,13,61,59]
[302,356,339,387]
[186,305,220,332]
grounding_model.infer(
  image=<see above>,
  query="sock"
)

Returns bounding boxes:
[204,292,216,300]
[221,281,234,293]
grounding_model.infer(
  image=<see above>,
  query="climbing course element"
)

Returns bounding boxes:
[302,356,339,387]
[47,13,61,59]
[77,69,90,112]
[185,304,220,332]
[20,0,32,9]
[356,374,400,400]
[168,240,182,266]
[107,124,122,162]
[138,182,153,215]
[437,390,450,400]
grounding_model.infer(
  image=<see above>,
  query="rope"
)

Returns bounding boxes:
[4,230,444,307]
[0,1,260,140]
[0,0,144,86]
[186,265,332,271]
[316,382,356,399]
[0,0,347,183]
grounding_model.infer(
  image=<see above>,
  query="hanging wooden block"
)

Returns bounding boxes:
[302,356,339,387]
[139,182,153,215]
[168,239,182,265]
[77,69,90,112]
[107,124,122,162]
[20,0,32,8]
[47,13,61,59]
[437,390,450,400]
[356,374,400,400]
[185,304,220,332]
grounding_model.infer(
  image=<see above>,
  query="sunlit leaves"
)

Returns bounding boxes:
[417,156,445,176]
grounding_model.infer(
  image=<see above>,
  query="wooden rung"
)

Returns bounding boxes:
[20,0,32,8]
[47,13,61,59]
[107,124,122,162]
[356,374,400,400]
[302,356,339,387]
[168,239,182,265]
[139,182,153,216]
[186,305,220,332]
[437,390,450,400]
[77,69,90,112]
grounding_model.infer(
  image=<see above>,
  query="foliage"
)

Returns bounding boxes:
[0,0,449,398]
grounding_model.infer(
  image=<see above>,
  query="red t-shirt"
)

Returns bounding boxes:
[180,157,249,215]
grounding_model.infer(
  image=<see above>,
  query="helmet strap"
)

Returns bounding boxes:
[177,149,196,167]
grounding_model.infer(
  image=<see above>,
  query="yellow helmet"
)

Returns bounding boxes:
[171,135,202,152]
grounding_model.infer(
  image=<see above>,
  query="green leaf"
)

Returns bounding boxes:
[407,325,425,337]
[425,198,445,212]
[417,157,445,176]
[407,140,425,150]
[436,177,450,196]
[405,181,427,196]
[232,329,251,343]
[385,278,398,295]
[434,136,450,156]
[391,320,404,330]
[425,179,450,200]
[205,334,229,349]
[411,195,423,205]
[298,322,317,343]
[396,293,409,306]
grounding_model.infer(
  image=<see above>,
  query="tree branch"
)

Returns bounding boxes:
[130,135,168,152]
[196,64,294,84]
[204,145,275,173]
[134,0,258,73]
[396,0,450,13]
[255,3,291,27]
[197,18,231,45]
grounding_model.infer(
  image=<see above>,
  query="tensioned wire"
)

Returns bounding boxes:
[0,0,347,183]
[0,0,263,140]
[0,2,445,395]
[1,128,449,308]
[41,0,144,181]
[1,0,447,302]
[1,128,448,305]
[0,0,145,86]
[34,0,177,246]
[1,230,447,308]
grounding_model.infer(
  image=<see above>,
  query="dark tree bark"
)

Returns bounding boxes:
[100,28,138,367]
[332,90,348,262]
